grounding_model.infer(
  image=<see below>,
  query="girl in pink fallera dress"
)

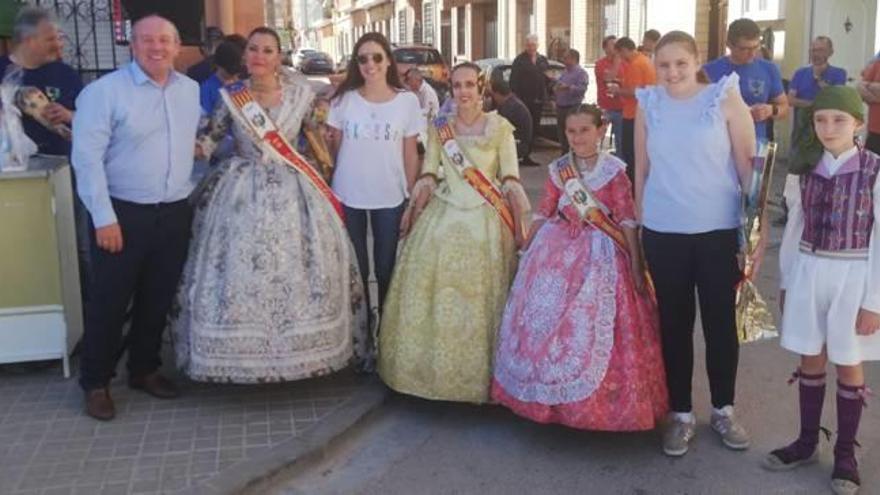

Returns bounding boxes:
[491,105,668,431]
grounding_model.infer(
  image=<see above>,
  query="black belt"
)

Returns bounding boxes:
[110,197,188,211]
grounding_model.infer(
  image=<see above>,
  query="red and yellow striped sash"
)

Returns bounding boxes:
[222,82,345,221]
[432,116,515,235]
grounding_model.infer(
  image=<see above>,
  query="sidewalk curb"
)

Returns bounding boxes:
[178,379,388,495]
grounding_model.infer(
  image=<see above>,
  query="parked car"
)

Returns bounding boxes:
[393,45,449,84]
[474,57,568,140]
[300,52,335,75]
[291,48,319,70]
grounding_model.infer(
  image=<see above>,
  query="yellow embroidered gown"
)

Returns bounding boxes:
[378,112,521,403]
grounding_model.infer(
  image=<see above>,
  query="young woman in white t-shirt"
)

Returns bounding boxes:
[327,32,424,323]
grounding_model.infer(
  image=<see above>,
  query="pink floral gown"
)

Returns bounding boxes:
[491,153,668,431]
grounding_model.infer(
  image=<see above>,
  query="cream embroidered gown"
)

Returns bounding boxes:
[171,70,369,383]
[378,112,523,403]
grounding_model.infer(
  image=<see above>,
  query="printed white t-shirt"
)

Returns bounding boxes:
[327,90,425,209]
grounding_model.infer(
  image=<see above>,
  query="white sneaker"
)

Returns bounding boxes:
[710,406,750,450]
[663,413,696,457]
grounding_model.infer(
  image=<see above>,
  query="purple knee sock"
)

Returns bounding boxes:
[770,371,826,463]
[833,381,865,485]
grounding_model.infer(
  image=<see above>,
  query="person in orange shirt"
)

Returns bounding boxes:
[610,36,656,179]
[859,57,880,154]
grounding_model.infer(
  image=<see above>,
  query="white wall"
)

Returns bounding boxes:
[645,0,697,36]
[876,0,880,55]
[727,0,785,22]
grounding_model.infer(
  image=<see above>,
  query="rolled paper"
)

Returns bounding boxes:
[736,140,779,343]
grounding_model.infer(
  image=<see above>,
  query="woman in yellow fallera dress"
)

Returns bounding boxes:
[378,62,531,403]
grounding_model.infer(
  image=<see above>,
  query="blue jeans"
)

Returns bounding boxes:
[606,109,624,158]
[343,202,405,314]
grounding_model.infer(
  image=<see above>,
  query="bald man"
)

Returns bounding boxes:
[72,15,200,420]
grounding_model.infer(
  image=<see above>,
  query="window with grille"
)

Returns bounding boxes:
[456,7,465,53]
[398,9,408,44]
[423,2,434,45]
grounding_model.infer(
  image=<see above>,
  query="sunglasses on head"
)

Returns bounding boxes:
[357,53,384,65]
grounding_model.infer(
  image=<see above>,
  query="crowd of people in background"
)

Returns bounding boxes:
[4,6,880,495]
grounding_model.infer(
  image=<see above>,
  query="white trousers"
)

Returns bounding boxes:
[781,252,880,365]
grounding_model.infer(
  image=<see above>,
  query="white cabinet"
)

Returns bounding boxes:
[0,156,83,377]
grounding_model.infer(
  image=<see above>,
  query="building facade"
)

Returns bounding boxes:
[335,0,712,64]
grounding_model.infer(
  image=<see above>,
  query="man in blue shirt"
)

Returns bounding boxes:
[199,35,245,114]
[704,18,789,142]
[186,26,224,84]
[788,36,847,147]
[0,6,82,156]
[554,48,588,153]
[72,15,201,421]
[789,37,847,104]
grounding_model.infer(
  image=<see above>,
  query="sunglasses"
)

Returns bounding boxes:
[357,53,384,65]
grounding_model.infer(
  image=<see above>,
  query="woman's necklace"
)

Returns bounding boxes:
[251,74,281,93]
[574,152,600,172]
[251,76,282,109]
[456,110,485,134]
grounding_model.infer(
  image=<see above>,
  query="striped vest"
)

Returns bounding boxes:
[799,148,879,258]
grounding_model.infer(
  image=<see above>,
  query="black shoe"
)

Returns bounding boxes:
[520,157,541,167]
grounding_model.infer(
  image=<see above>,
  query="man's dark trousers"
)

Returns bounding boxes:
[622,118,635,181]
[527,100,543,146]
[867,132,880,155]
[78,198,192,391]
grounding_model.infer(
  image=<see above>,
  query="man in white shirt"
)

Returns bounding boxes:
[405,68,439,152]
[405,67,440,119]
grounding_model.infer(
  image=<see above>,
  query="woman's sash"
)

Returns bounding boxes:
[220,82,345,220]
[555,153,628,253]
[432,115,516,235]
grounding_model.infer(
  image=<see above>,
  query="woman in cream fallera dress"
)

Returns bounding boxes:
[171,63,369,383]
[378,66,530,402]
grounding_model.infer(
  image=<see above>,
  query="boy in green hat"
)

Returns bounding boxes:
[763,85,879,495]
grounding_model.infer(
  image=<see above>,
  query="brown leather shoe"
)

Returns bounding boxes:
[84,388,116,421]
[128,372,179,399]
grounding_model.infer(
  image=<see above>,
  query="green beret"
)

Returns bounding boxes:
[813,85,865,122]
[790,85,863,175]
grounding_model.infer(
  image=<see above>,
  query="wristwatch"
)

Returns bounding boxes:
[771,104,778,117]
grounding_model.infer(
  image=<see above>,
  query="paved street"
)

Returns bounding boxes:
[0,359,373,495]
[263,144,880,495]
[3,142,878,495]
